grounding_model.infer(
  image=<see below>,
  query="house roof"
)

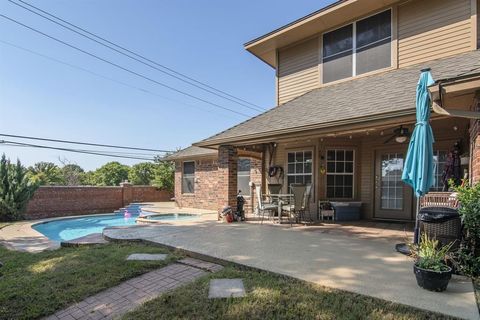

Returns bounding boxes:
[165,146,216,161]
[195,50,480,148]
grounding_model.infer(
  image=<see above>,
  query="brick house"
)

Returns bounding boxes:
[168,0,480,220]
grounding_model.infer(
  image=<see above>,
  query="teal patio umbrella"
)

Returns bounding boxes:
[401,68,436,244]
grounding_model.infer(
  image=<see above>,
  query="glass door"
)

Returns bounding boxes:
[374,151,413,220]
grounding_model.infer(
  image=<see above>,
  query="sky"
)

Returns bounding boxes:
[0,0,334,171]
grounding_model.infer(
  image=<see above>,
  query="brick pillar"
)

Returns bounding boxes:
[217,145,238,213]
[471,120,480,184]
[120,181,133,206]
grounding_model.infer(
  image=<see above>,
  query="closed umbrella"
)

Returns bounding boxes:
[396,69,435,253]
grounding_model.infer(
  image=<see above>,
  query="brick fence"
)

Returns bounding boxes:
[25,184,172,220]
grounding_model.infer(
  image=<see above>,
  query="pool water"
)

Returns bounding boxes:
[32,212,197,242]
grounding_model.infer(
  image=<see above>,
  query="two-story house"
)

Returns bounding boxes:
[168,0,480,222]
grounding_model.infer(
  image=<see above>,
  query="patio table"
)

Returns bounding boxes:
[269,193,293,223]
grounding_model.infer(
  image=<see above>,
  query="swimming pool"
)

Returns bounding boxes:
[33,212,197,242]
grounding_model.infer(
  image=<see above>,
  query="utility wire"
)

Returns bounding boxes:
[0,39,240,120]
[0,14,252,118]
[0,140,156,161]
[0,133,171,153]
[8,0,265,112]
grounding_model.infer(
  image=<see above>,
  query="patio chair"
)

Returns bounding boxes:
[281,184,306,226]
[255,185,278,224]
[301,185,313,222]
[267,184,282,195]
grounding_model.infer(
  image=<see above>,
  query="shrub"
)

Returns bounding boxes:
[453,182,480,278]
[0,154,38,221]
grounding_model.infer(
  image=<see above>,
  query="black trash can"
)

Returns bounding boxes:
[418,207,462,250]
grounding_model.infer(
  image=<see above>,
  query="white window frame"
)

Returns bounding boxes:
[286,149,314,192]
[325,149,355,199]
[432,150,448,192]
[181,161,195,194]
[322,8,392,80]
[237,157,251,196]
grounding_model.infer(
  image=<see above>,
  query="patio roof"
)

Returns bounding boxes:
[195,50,480,148]
[165,146,217,161]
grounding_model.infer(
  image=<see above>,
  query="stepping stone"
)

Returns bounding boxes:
[208,279,245,298]
[126,253,168,261]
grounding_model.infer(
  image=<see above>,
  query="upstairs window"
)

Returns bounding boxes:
[323,9,391,83]
[182,161,195,194]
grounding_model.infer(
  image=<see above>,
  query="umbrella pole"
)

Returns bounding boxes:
[413,197,421,244]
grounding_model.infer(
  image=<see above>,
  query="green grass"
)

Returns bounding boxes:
[123,266,453,320]
[0,243,178,319]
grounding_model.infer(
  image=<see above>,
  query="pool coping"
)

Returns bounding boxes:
[0,204,217,253]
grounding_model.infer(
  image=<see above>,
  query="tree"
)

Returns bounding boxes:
[61,164,85,186]
[0,154,39,221]
[27,162,64,186]
[152,157,174,192]
[91,162,130,186]
[129,162,156,185]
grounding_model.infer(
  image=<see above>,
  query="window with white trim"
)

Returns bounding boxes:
[326,149,354,198]
[287,151,313,190]
[238,158,251,196]
[322,9,391,83]
[182,161,195,194]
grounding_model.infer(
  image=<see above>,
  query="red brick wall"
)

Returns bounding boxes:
[174,157,220,210]
[25,186,172,220]
[174,152,263,214]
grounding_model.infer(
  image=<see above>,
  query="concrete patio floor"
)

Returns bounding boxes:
[104,220,479,320]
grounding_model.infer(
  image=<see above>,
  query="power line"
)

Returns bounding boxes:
[0,14,252,118]
[0,133,172,153]
[0,39,240,120]
[0,140,156,161]
[8,0,265,113]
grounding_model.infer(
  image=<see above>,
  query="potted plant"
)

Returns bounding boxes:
[409,233,454,292]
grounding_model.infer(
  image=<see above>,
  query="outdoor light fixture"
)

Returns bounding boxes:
[395,135,408,143]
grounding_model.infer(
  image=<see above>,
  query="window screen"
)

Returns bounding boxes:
[356,10,391,75]
[182,161,195,194]
[326,150,354,198]
[322,24,353,83]
[238,158,251,196]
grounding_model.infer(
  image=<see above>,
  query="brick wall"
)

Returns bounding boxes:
[174,152,263,214]
[25,185,172,219]
[174,157,220,210]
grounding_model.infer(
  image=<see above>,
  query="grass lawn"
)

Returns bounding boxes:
[0,243,177,319]
[123,265,453,320]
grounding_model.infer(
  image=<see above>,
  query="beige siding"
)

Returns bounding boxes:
[277,38,319,105]
[477,0,480,48]
[398,0,473,68]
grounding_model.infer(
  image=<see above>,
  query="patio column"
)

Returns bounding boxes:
[217,145,238,212]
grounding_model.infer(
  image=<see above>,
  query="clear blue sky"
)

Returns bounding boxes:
[0,0,334,170]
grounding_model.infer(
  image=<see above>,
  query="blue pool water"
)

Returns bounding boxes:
[33,212,197,242]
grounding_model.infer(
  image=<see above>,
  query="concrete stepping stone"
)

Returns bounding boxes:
[208,279,245,298]
[126,253,168,261]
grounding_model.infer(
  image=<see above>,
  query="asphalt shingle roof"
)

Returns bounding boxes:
[165,146,216,160]
[196,50,480,146]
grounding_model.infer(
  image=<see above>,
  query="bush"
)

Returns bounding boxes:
[453,182,480,278]
[0,154,38,221]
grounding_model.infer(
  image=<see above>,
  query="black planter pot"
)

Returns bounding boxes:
[413,264,452,292]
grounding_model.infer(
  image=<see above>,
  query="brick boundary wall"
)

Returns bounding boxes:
[25,185,172,220]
